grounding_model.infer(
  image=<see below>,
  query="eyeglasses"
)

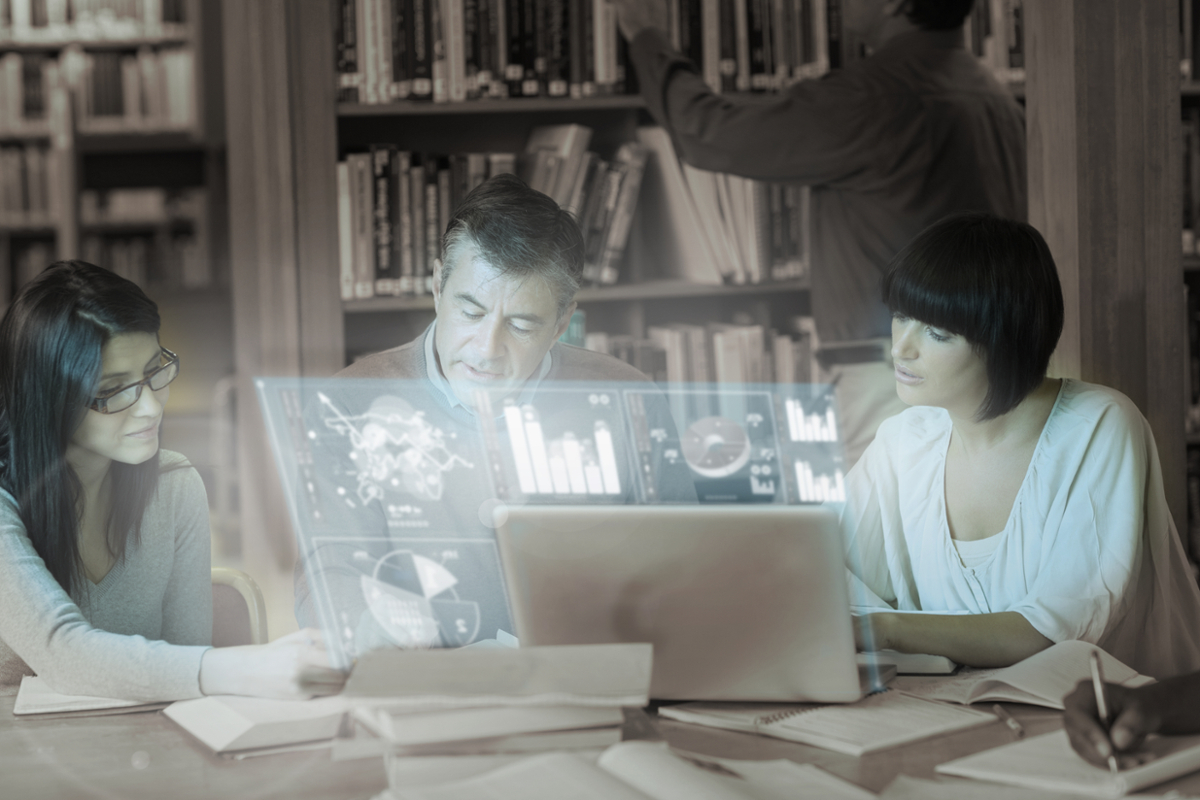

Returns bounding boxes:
[88,348,180,414]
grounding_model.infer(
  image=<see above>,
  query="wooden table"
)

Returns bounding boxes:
[4,695,1200,799]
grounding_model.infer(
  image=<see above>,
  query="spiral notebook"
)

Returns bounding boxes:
[657,690,996,756]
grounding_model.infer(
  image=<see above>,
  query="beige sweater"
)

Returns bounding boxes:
[0,451,211,700]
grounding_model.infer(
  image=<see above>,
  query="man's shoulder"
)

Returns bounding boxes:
[549,343,654,383]
[336,337,426,380]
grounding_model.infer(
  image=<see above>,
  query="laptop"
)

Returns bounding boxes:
[494,503,874,702]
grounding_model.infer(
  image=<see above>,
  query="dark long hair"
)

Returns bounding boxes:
[0,261,165,597]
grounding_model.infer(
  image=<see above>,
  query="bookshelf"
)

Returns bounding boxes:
[224,1,1190,571]
[0,0,231,505]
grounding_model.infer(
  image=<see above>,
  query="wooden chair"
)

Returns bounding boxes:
[211,567,269,646]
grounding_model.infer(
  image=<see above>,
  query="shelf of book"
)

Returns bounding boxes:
[0,33,189,51]
[338,95,647,117]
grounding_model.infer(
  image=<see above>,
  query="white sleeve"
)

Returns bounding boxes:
[1006,400,1146,644]
[839,423,901,609]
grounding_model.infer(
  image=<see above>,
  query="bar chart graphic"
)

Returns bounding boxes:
[500,395,623,497]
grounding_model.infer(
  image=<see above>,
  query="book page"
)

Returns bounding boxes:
[902,641,1146,709]
[695,756,877,800]
[767,691,995,755]
[936,729,1200,797]
[882,774,1113,800]
[597,741,761,800]
[13,675,162,716]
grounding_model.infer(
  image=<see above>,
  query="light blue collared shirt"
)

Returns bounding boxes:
[422,321,555,415]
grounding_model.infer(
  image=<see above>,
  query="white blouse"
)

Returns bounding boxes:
[841,379,1200,678]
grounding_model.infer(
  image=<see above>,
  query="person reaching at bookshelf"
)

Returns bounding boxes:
[1063,669,1200,768]
[841,214,1200,677]
[608,0,1025,467]
[0,261,343,701]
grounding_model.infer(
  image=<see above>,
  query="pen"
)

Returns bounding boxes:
[991,704,1025,739]
[1089,650,1121,776]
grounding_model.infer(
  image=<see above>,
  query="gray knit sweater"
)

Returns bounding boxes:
[0,450,211,700]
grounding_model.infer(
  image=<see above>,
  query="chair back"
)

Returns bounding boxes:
[211,567,269,646]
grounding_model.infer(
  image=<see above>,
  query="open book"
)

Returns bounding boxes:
[899,640,1153,710]
[936,728,1200,798]
[387,741,876,800]
[657,689,996,756]
[13,675,169,718]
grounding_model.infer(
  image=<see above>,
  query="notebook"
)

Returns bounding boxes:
[898,640,1152,709]
[936,728,1200,798]
[656,689,997,756]
[13,675,169,718]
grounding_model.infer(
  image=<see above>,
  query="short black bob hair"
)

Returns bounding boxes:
[906,0,975,31]
[881,213,1064,421]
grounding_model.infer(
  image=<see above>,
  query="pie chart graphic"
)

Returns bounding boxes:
[681,416,752,479]
[363,550,481,648]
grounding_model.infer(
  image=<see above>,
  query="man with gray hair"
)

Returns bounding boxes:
[338,172,649,399]
[293,175,694,646]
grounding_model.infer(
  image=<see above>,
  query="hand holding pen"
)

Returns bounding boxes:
[1089,650,1121,775]
[1063,652,1169,770]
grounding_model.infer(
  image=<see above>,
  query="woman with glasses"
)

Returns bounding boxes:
[0,261,342,701]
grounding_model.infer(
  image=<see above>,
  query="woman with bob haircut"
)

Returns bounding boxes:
[843,213,1200,677]
[0,261,342,700]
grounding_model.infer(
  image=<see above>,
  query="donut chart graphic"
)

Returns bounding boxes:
[681,416,752,479]
[362,550,481,648]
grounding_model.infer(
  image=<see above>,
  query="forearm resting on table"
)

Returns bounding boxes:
[866,610,1053,668]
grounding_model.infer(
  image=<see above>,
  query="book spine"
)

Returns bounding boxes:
[336,160,352,302]
[718,0,738,92]
[371,145,402,296]
[568,0,584,97]
[351,154,376,299]
[444,0,467,101]
[597,143,648,285]
[376,0,394,103]
[520,0,539,95]
[747,0,769,90]
[546,0,569,97]
[579,0,595,96]
[390,0,411,99]
[424,158,440,291]
[504,0,524,95]
[701,0,720,90]
[463,0,481,97]
[409,159,427,293]
[396,151,414,294]
[734,0,750,91]
[826,0,840,70]
[432,0,448,102]
[411,0,434,99]
[679,0,703,68]
[772,0,789,87]
[335,0,362,104]
[360,0,379,103]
